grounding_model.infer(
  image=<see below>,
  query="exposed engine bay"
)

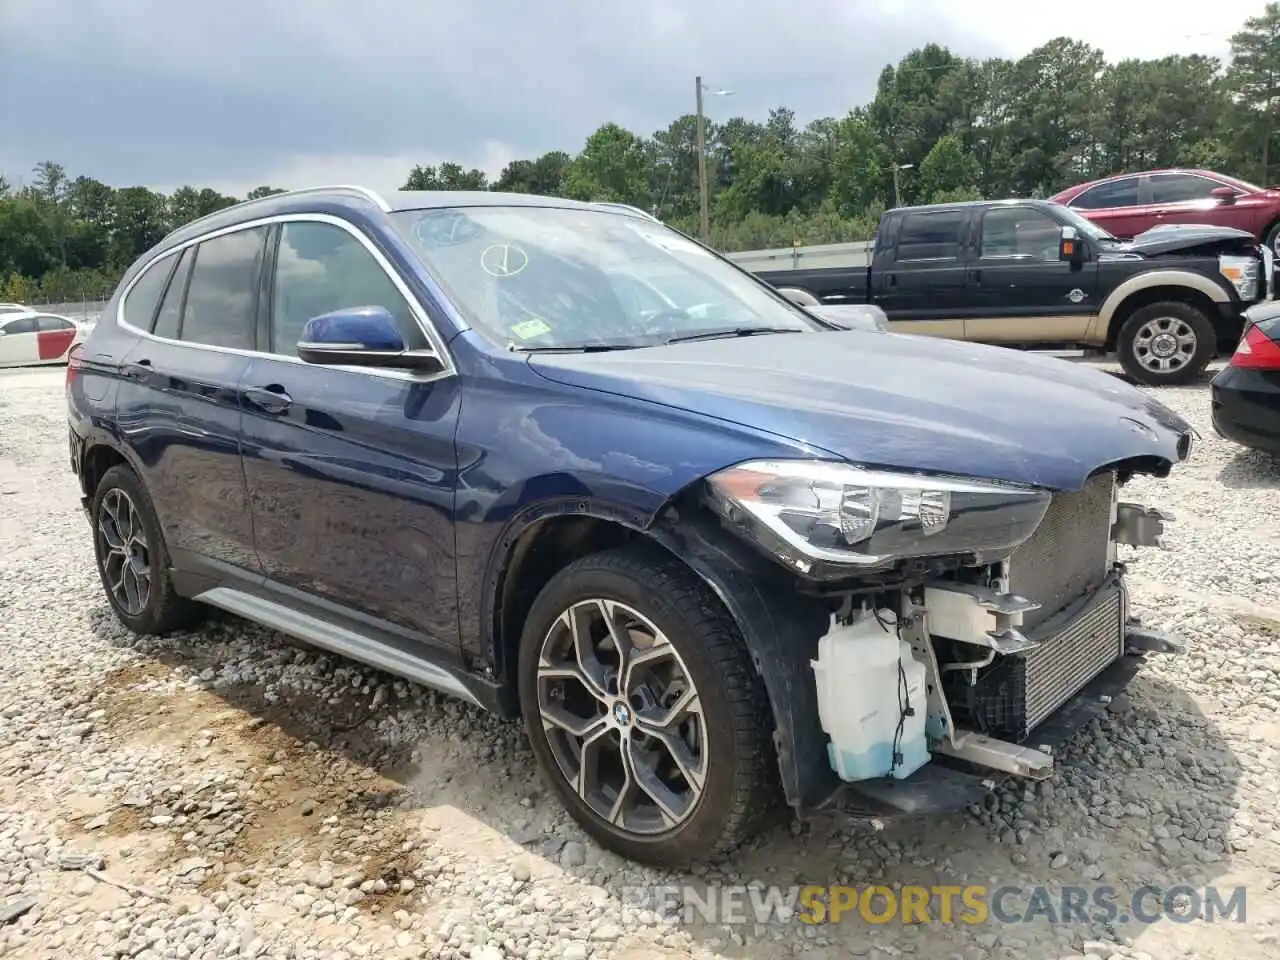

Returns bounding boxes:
[808,468,1182,791]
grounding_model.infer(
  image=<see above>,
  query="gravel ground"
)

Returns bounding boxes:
[1,362,1278,960]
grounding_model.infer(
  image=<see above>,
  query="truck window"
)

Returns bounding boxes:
[979,208,1061,260]
[894,210,965,262]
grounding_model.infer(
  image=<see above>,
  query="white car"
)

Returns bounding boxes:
[0,311,88,368]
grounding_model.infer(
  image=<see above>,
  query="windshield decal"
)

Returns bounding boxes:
[510,317,552,339]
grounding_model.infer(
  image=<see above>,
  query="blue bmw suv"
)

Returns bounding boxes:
[68,185,1193,866]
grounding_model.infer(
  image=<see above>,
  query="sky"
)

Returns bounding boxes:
[0,0,1267,198]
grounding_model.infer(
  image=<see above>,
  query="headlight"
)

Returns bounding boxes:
[1220,254,1259,299]
[705,460,1052,577]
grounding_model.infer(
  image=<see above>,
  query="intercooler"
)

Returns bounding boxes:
[944,472,1126,743]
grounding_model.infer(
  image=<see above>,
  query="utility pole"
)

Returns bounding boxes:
[695,75,710,242]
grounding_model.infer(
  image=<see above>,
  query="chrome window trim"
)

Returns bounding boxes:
[116,212,457,384]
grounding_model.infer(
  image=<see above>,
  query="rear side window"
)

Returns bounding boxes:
[180,227,268,350]
[895,211,965,261]
[122,256,173,331]
[36,316,75,331]
[1071,178,1138,210]
[152,248,193,340]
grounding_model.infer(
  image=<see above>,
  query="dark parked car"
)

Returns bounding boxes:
[67,186,1191,866]
[750,198,1271,386]
[1049,168,1280,255]
[1211,307,1280,454]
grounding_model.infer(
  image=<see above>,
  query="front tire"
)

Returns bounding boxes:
[1115,301,1216,386]
[517,545,779,867]
[91,464,203,635]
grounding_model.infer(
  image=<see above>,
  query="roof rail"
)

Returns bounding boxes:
[592,201,662,223]
[161,184,391,240]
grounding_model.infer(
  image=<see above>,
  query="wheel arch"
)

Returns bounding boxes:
[1100,275,1226,349]
[486,494,836,815]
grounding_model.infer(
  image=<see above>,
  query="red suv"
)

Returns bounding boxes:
[1049,169,1280,255]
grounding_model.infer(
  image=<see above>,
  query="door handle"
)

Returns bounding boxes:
[121,359,152,380]
[243,385,293,415]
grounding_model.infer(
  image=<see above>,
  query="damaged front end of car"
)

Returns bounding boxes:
[649,451,1189,821]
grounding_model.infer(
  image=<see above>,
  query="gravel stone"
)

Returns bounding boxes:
[1,362,1278,960]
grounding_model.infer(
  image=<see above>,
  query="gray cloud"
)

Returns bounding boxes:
[0,0,1236,196]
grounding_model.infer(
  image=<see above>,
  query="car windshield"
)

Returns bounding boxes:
[1049,203,1119,243]
[391,206,822,350]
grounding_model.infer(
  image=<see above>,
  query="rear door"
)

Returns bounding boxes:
[34,315,80,361]
[966,204,1100,344]
[114,226,269,576]
[873,207,972,337]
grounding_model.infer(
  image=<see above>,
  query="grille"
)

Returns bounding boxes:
[945,583,1125,742]
[1007,472,1115,629]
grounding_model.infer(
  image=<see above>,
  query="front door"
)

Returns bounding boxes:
[239,217,462,649]
[966,205,1099,344]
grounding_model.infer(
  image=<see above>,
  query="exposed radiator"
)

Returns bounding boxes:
[945,582,1125,742]
[1007,472,1115,629]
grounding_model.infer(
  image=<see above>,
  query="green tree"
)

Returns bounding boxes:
[562,123,650,206]
[1226,1,1280,181]
[916,135,981,202]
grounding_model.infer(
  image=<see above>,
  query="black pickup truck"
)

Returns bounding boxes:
[749,198,1273,386]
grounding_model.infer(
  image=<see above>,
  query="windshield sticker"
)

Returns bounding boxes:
[627,224,713,258]
[510,317,552,340]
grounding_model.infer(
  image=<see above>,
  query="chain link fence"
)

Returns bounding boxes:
[18,297,110,324]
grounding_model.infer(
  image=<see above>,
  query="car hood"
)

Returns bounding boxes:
[527,332,1193,491]
[1117,223,1258,257]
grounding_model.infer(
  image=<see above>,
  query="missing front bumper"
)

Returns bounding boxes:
[835,616,1181,817]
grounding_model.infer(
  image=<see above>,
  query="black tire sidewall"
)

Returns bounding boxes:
[1116,301,1216,386]
[517,556,747,864]
[91,464,177,634]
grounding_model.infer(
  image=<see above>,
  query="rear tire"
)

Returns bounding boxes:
[91,464,204,635]
[517,545,780,867]
[1115,301,1216,386]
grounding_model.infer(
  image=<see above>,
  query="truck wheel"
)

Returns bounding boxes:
[91,464,204,635]
[517,545,779,867]
[1115,301,1216,386]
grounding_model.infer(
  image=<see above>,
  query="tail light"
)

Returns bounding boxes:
[65,343,85,392]
[1230,324,1280,370]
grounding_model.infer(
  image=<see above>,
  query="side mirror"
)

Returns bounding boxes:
[807,304,889,333]
[1210,186,1237,205]
[1058,226,1085,266]
[296,306,444,372]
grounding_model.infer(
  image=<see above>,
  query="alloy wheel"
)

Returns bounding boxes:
[1132,316,1197,375]
[535,598,707,835]
[97,487,152,616]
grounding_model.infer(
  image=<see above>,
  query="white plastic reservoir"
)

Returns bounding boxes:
[811,608,931,782]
